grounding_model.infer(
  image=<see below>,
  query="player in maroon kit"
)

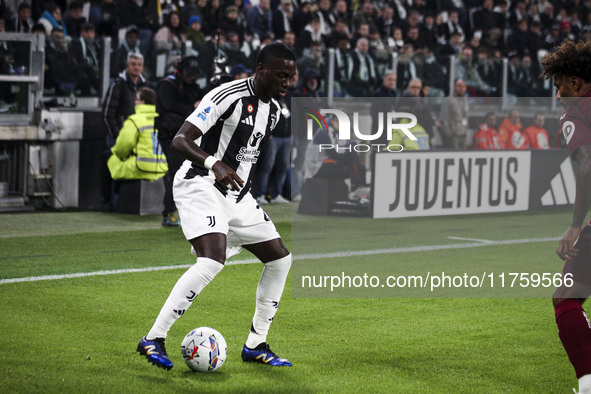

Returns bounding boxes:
[540,40,591,393]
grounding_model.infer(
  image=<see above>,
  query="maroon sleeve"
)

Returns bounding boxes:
[561,98,591,158]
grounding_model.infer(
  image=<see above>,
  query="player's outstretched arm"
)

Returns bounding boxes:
[557,144,591,260]
[172,121,244,191]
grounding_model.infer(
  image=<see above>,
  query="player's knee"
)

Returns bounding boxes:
[265,253,291,273]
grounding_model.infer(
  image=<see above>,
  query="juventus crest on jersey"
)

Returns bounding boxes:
[182,77,281,200]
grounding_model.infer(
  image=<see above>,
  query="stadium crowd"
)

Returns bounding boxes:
[0,0,587,203]
[2,0,591,96]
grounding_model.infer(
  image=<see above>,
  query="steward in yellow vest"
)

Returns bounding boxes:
[108,88,168,180]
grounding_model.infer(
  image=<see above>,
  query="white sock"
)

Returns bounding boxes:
[246,254,291,348]
[579,374,591,394]
[146,257,223,340]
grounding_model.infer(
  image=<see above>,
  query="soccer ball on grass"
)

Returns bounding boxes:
[181,327,227,372]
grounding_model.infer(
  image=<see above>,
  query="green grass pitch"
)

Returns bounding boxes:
[0,206,580,392]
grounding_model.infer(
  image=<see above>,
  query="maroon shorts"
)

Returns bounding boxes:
[563,221,591,285]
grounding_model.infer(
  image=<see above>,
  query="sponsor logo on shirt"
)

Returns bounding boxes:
[197,106,211,121]
[236,147,260,163]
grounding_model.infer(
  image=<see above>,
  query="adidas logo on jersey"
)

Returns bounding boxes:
[241,115,254,126]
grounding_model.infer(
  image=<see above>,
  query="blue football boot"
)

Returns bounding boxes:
[241,343,292,366]
[137,337,173,370]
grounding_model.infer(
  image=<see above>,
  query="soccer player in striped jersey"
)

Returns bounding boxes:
[540,40,591,393]
[137,42,297,370]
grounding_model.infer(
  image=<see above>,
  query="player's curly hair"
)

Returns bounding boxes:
[540,40,591,82]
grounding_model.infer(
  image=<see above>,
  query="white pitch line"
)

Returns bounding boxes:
[0,237,561,285]
[447,236,494,243]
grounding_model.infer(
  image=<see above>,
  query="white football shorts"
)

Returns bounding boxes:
[173,174,280,259]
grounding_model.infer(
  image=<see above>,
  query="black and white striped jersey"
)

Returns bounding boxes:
[180,77,281,201]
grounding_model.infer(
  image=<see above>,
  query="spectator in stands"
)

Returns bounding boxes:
[6,2,33,33]
[297,15,324,57]
[545,24,562,50]
[70,23,101,96]
[455,46,493,96]
[111,25,141,78]
[400,9,420,37]
[422,47,447,96]
[154,11,186,72]
[443,10,465,43]
[38,4,67,36]
[224,31,252,67]
[44,27,76,95]
[156,55,203,227]
[230,63,251,80]
[272,0,294,39]
[405,26,428,49]
[248,0,273,39]
[107,87,168,181]
[368,25,389,73]
[118,0,158,56]
[498,109,523,149]
[376,5,396,41]
[332,0,352,32]
[282,31,296,52]
[296,40,325,77]
[90,0,118,43]
[540,4,556,34]
[439,78,469,150]
[560,20,576,42]
[305,114,369,195]
[506,51,524,97]
[203,0,224,33]
[291,67,323,202]
[527,21,545,66]
[387,26,404,52]
[346,37,378,97]
[520,54,547,97]
[63,1,86,39]
[187,16,206,50]
[227,0,250,36]
[314,0,335,36]
[419,13,442,51]
[396,44,416,91]
[475,48,501,96]
[507,18,529,57]
[352,1,377,32]
[522,112,550,150]
[473,112,501,150]
[333,36,350,96]
[436,29,462,60]
[350,21,370,49]
[472,0,504,49]
[324,19,348,48]
[371,70,398,146]
[182,0,207,34]
[292,0,313,37]
[509,0,527,26]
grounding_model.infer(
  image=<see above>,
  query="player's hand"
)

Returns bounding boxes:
[212,161,244,191]
[556,226,582,261]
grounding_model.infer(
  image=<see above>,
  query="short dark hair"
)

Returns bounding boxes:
[540,40,591,82]
[138,87,156,105]
[256,41,296,67]
[18,2,31,12]
[81,23,94,32]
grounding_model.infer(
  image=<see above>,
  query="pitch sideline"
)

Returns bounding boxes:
[0,236,560,285]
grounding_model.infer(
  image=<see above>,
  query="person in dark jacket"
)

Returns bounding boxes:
[101,53,147,207]
[156,56,204,227]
